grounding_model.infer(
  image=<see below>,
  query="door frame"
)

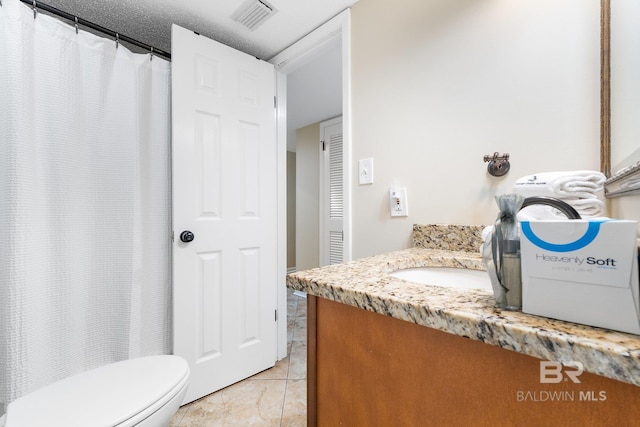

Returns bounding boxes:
[270,9,353,276]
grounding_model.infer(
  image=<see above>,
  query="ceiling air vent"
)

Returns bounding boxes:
[231,0,278,31]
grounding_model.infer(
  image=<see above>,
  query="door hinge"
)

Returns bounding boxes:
[322,140,326,151]
[171,231,174,242]
[275,309,278,322]
[274,96,277,109]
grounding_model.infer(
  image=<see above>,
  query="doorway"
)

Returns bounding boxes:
[271,10,352,273]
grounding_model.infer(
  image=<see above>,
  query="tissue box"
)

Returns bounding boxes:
[520,219,640,335]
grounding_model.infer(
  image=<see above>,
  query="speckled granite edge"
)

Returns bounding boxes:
[287,247,640,387]
[412,224,485,252]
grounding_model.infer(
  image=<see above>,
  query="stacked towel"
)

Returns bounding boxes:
[513,171,607,219]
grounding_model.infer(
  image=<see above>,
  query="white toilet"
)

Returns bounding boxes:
[3,355,190,427]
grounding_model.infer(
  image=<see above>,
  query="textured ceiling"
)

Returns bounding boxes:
[39,0,358,60]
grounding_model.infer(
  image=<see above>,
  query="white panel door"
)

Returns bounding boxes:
[320,117,344,266]
[171,24,277,404]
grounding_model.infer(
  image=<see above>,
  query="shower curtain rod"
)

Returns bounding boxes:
[18,0,171,60]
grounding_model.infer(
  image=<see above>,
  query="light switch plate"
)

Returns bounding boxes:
[358,158,374,185]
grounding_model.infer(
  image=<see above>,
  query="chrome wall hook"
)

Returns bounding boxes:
[115,33,119,49]
[483,152,510,177]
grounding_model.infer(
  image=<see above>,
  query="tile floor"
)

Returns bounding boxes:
[169,290,307,426]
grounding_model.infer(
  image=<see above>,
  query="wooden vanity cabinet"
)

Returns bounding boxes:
[307,295,640,426]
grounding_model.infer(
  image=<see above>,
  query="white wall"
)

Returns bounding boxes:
[350,0,601,259]
[286,39,343,152]
[295,123,321,270]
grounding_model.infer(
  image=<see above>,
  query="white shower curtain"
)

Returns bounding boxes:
[0,0,172,411]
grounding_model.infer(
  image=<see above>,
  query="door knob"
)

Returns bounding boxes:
[180,230,195,243]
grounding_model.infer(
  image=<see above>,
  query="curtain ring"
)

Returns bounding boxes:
[32,0,37,19]
[75,17,79,34]
[115,33,119,49]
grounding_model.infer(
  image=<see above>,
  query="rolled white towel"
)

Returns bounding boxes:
[512,184,557,199]
[517,205,568,221]
[513,172,561,199]
[550,172,606,197]
[514,171,572,187]
[566,198,607,218]
[514,171,605,196]
[513,180,555,200]
[550,189,600,200]
[513,171,607,217]
[517,198,606,219]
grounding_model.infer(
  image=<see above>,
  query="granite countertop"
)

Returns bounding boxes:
[287,246,640,387]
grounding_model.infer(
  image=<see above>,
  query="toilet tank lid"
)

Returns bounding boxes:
[5,355,190,427]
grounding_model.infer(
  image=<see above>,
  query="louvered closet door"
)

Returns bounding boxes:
[320,117,343,266]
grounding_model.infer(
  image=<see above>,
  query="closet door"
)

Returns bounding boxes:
[320,117,344,266]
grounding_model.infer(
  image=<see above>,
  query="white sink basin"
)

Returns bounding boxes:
[389,267,492,290]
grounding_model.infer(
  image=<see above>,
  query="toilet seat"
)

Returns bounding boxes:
[5,355,190,427]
